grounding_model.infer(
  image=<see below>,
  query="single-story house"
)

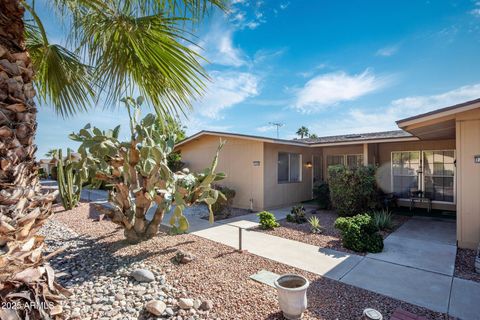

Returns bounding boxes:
[175,98,480,249]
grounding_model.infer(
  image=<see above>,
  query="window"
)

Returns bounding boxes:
[346,154,364,169]
[391,151,420,198]
[327,154,363,169]
[278,152,302,183]
[423,151,454,202]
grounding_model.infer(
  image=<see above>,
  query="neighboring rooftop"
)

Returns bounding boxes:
[298,130,413,144]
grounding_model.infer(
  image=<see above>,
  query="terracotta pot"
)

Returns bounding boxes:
[274,274,309,320]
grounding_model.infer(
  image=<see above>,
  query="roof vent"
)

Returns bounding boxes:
[345,134,362,139]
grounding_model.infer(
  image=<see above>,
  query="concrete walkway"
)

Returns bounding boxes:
[163,209,480,319]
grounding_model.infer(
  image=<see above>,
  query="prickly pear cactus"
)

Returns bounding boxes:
[69,97,225,242]
[56,148,87,210]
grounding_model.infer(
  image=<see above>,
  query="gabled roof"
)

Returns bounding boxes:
[175,129,417,148]
[397,97,480,127]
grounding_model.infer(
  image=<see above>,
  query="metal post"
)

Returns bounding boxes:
[238,227,242,251]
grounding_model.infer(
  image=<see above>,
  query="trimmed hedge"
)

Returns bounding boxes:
[313,181,330,209]
[334,214,384,253]
[328,165,378,216]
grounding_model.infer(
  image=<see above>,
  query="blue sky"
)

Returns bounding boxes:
[36,0,480,156]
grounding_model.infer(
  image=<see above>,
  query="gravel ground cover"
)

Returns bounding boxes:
[252,210,409,255]
[46,202,450,320]
[455,248,480,283]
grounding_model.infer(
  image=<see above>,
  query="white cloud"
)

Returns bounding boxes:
[256,125,275,132]
[293,70,389,112]
[376,44,400,57]
[280,2,290,10]
[182,117,232,135]
[471,8,480,17]
[310,83,480,136]
[195,71,259,119]
[193,21,247,67]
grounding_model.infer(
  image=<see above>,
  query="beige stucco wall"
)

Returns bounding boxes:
[263,143,316,209]
[456,108,480,249]
[177,135,264,211]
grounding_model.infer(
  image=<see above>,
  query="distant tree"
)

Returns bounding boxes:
[163,115,186,143]
[310,133,319,139]
[296,126,310,139]
[44,149,58,158]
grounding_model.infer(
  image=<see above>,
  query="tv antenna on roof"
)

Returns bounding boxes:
[269,122,284,139]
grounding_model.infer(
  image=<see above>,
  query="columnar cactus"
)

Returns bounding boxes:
[56,148,86,210]
[70,97,225,242]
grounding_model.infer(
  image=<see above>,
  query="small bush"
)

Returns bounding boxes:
[258,211,279,230]
[334,214,384,253]
[167,151,185,172]
[287,204,307,224]
[308,216,322,234]
[211,184,236,217]
[313,181,330,209]
[371,209,393,231]
[328,165,378,216]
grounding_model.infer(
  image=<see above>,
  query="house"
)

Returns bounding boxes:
[175,98,480,249]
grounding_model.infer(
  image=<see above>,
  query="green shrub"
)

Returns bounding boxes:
[211,184,236,217]
[308,216,322,234]
[371,209,393,231]
[334,214,384,253]
[328,165,378,216]
[258,211,279,230]
[286,204,307,224]
[167,151,185,172]
[313,181,330,209]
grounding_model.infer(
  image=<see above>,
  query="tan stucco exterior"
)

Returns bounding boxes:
[178,100,480,249]
[263,143,316,209]
[456,108,480,249]
[178,135,265,211]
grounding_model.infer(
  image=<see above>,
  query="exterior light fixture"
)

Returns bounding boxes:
[305,161,312,168]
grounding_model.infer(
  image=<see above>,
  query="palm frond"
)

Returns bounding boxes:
[75,7,208,117]
[24,6,94,117]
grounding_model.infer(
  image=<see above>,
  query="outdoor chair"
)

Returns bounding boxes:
[409,188,432,213]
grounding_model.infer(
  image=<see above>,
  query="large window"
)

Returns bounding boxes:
[327,154,363,169]
[423,151,455,202]
[278,152,302,183]
[391,150,455,202]
[392,151,420,198]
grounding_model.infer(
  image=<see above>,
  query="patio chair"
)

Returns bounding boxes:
[408,188,432,213]
[379,192,398,209]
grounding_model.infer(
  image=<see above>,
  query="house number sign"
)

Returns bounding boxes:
[474,155,480,164]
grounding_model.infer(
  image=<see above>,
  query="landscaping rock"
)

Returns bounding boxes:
[200,299,214,311]
[130,269,155,282]
[145,300,166,316]
[175,250,196,264]
[178,298,194,309]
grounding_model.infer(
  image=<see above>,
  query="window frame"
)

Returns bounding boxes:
[390,150,456,204]
[326,154,364,169]
[277,152,303,184]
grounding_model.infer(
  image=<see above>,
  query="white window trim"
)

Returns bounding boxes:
[327,154,364,168]
[390,150,456,204]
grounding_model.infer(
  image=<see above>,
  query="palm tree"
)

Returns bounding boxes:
[296,126,310,139]
[0,1,224,318]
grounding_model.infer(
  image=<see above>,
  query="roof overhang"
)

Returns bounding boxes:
[175,130,419,149]
[396,98,480,140]
[175,130,308,148]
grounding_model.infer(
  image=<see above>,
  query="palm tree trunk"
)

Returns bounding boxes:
[0,1,66,318]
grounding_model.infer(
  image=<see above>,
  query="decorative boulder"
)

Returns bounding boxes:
[145,300,166,316]
[130,269,155,282]
[175,250,196,264]
[178,298,194,310]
